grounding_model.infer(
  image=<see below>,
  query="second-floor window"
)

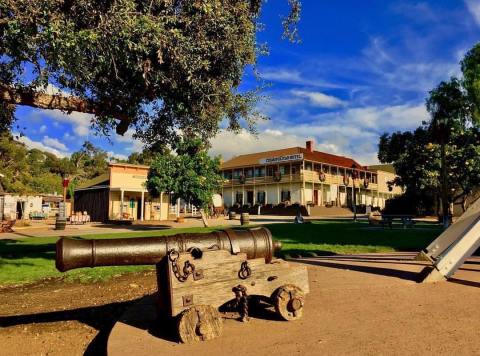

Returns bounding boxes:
[223,170,232,179]
[233,169,242,178]
[245,168,254,178]
[291,164,300,174]
[255,167,265,177]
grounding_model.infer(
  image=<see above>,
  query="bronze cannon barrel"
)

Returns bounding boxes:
[56,227,281,272]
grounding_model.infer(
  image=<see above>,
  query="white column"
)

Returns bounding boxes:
[253,186,256,205]
[176,197,180,217]
[265,184,268,204]
[120,189,124,220]
[159,192,163,220]
[277,183,280,204]
[242,186,245,205]
[140,191,145,221]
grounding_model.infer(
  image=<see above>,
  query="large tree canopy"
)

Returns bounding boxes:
[0,0,300,146]
[378,44,480,219]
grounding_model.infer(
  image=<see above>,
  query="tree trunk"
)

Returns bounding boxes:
[440,140,450,228]
[200,209,209,227]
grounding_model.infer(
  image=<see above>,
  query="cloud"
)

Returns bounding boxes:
[113,129,145,152]
[44,110,93,137]
[107,151,129,161]
[465,0,480,26]
[14,134,69,158]
[261,68,344,89]
[291,90,347,108]
[210,101,428,166]
[39,125,47,133]
[42,136,68,151]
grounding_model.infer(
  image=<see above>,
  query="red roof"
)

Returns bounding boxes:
[221,146,367,170]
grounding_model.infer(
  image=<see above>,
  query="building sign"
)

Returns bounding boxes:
[259,153,303,165]
[132,175,147,179]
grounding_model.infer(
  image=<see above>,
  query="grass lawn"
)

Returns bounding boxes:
[0,221,442,286]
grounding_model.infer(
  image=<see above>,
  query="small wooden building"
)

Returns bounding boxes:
[74,163,170,222]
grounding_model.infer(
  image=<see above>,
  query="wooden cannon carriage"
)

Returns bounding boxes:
[56,228,309,343]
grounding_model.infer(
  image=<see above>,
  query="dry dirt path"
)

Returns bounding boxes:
[1,253,479,355]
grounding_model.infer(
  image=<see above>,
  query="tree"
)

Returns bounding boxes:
[378,128,440,216]
[426,78,470,226]
[379,78,480,222]
[70,141,109,181]
[0,132,67,194]
[0,1,301,146]
[146,138,223,226]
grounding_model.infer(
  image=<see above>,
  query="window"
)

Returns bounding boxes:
[254,167,265,177]
[267,166,276,176]
[223,170,232,179]
[339,167,345,176]
[323,165,330,174]
[245,168,254,178]
[305,162,312,171]
[372,174,377,184]
[360,171,365,179]
[280,164,290,175]
[281,190,291,202]
[291,164,300,174]
[257,191,266,204]
[233,169,242,178]
[235,192,243,204]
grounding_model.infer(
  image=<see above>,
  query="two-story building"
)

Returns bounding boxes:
[220,141,401,210]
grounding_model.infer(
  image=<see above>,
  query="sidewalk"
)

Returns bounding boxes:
[0,214,364,240]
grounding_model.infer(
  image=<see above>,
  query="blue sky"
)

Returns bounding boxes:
[13,0,480,164]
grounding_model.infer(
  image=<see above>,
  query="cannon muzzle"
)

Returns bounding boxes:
[56,227,281,272]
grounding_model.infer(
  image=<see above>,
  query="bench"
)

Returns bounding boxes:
[29,212,48,220]
[1,220,16,233]
[381,215,416,229]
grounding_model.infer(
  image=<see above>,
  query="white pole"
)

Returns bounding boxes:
[120,189,124,220]
[140,191,144,221]
[160,192,163,220]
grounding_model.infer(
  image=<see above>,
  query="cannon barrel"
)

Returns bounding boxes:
[56,227,281,272]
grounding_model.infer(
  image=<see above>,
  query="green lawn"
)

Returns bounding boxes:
[0,221,442,286]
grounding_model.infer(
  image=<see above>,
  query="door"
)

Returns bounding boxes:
[16,201,24,219]
[247,191,254,205]
[313,190,319,206]
[137,198,142,220]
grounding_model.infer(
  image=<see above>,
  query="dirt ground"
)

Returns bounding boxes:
[1,253,479,356]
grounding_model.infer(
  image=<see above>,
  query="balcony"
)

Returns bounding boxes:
[223,170,378,190]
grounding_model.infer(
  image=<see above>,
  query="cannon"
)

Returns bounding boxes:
[56,227,309,343]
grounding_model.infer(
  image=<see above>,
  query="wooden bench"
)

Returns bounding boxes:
[1,220,16,233]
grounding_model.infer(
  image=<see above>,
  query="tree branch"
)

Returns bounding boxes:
[0,83,131,133]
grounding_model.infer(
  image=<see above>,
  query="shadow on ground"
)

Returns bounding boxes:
[0,298,141,356]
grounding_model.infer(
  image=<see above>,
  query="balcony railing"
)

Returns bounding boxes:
[223,170,378,189]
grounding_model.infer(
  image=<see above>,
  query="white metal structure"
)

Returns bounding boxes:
[418,198,480,282]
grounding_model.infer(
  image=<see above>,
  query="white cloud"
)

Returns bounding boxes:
[210,102,428,166]
[465,0,480,26]
[107,151,129,161]
[46,110,93,137]
[42,136,68,151]
[113,129,145,152]
[210,129,305,160]
[291,90,347,108]
[39,125,47,133]
[261,68,344,89]
[14,134,69,158]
